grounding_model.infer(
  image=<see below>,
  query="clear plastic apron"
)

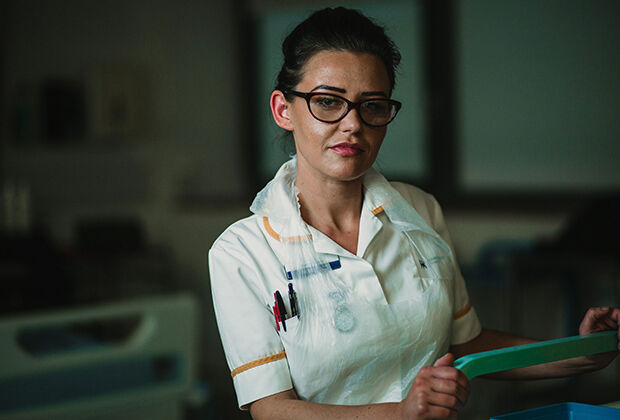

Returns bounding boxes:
[252,159,456,404]
[274,223,455,405]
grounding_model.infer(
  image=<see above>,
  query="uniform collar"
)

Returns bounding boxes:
[250,157,300,221]
[362,167,438,237]
[250,157,438,240]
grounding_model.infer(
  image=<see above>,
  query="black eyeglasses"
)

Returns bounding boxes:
[286,90,402,127]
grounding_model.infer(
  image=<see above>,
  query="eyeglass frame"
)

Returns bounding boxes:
[285,90,402,127]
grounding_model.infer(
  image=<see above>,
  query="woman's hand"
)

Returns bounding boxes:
[399,353,469,420]
[579,306,620,336]
[578,306,620,369]
[248,353,470,420]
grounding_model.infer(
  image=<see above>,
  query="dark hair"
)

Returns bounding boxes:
[275,7,401,96]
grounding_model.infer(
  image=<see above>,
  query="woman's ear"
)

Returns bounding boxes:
[270,90,293,131]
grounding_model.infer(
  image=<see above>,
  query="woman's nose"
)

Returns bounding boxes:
[339,107,363,133]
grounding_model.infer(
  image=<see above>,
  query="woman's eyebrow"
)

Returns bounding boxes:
[361,91,387,97]
[311,85,346,93]
[310,85,387,97]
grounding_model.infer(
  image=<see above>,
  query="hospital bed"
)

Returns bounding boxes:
[0,293,198,420]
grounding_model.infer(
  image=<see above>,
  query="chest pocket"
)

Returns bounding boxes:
[404,230,455,284]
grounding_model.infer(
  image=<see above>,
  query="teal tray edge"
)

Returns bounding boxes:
[454,330,618,379]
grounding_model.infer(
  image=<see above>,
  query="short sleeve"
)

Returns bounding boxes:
[426,195,482,345]
[209,227,293,409]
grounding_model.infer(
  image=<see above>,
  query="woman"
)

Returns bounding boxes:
[209,7,619,419]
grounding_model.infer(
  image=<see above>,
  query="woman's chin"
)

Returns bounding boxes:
[326,162,373,182]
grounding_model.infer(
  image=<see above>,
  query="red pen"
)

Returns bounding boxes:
[273,302,280,331]
[275,290,287,332]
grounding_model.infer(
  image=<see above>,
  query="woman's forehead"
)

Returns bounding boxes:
[297,50,391,93]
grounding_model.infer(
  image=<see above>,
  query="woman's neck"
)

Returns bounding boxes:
[295,167,364,254]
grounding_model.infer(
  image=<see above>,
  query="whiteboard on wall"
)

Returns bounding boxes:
[457,0,620,191]
[254,1,427,183]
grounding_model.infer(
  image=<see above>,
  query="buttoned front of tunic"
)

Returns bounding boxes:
[209,158,481,409]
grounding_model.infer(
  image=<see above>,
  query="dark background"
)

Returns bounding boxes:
[1,0,618,419]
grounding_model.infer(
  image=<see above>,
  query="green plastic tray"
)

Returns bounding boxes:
[454,330,618,379]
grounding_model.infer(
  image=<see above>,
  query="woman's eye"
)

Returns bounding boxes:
[313,96,341,109]
[363,101,389,115]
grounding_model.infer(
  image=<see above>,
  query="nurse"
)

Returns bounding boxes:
[209,7,620,420]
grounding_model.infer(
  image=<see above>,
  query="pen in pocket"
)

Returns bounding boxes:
[273,284,300,332]
[274,290,287,332]
[288,283,298,317]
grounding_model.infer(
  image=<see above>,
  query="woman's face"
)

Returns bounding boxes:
[282,50,391,184]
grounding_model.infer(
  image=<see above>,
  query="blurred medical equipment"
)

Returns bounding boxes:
[0,293,198,420]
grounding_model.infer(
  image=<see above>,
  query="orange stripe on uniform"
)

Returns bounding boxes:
[231,351,287,378]
[262,217,312,242]
[263,216,281,241]
[453,302,472,320]
[372,205,384,216]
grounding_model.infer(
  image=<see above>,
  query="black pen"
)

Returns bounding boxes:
[288,283,298,317]
[275,290,287,332]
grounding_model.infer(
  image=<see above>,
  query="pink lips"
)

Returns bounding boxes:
[329,142,364,157]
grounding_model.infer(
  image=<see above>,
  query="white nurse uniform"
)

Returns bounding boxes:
[209,158,481,409]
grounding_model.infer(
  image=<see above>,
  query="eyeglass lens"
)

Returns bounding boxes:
[308,94,397,126]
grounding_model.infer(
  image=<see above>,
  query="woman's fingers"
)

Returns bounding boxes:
[433,352,455,367]
[427,383,466,408]
[595,307,619,329]
[580,306,620,335]
[404,363,470,418]
[429,365,470,392]
[406,386,460,420]
[426,404,458,420]
[430,376,469,407]
[432,352,470,392]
